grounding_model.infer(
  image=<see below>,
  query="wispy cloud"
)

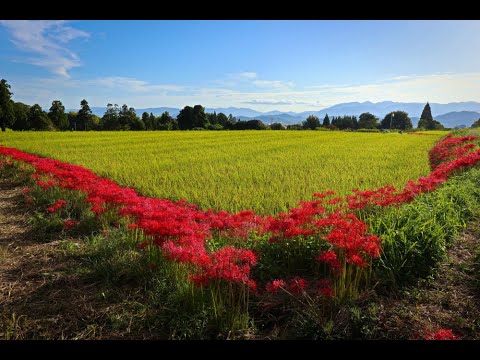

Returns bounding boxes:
[86,77,185,93]
[243,100,293,105]
[236,72,257,79]
[7,72,480,112]
[222,72,294,90]
[252,79,295,90]
[0,20,89,77]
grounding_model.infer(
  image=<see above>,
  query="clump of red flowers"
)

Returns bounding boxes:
[47,199,67,213]
[424,329,459,340]
[266,279,286,294]
[64,219,79,229]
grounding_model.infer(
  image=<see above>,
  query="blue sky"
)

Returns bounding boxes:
[1,20,480,112]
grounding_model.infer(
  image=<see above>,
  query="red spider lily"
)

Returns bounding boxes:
[287,277,308,294]
[319,287,334,298]
[317,279,334,298]
[266,279,286,293]
[317,250,338,264]
[64,219,79,229]
[47,199,67,213]
[424,329,458,340]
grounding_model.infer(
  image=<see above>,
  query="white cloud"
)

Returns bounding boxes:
[237,72,257,79]
[243,100,293,105]
[252,79,295,90]
[7,72,480,113]
[0,20,89,77]
[223,72,294,90]
[86,77,185,93]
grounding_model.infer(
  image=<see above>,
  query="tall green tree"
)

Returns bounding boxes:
[118,104,136,130]
[158,111,174,130]
[77,99,92,131]
[417,102,441,130]
[358,112,379,129]
[11,102,30,130]
[193,105,208,128]
[323,114,330,127]
[217,113,229,127]
[303,115,321,130]
[101,104,120,130]
[208,111,218,125]
[142,112,153,130]
[0,79,15,132]
[381,111,412,130]
[89,115,101,130]
[472,118,480,128]
[418,102,433,127]
[177,106,194,130]
[29,104,54,130]
[48,100,68,130]
[149,113,158,130]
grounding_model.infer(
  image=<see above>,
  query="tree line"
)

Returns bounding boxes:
[1,79,471,133]
[0,79,261,132]
[297,103,446,131]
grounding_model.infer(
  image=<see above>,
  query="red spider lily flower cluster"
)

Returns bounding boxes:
[424,329,458,340]
[47,199,67,213]
[429,134,478,169]
[1,133,479,297]
[64,219,79,229]
[37,179,57,190]
[316,279,334,298]
[287,277,308,294]
[266,279,286,294]
[344,135,480,209]
[264,277,308,295]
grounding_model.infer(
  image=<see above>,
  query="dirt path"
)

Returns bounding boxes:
[0,179,155,339]
[0,179,82,339]
[377,223,480,339]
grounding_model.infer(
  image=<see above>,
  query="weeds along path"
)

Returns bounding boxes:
[0,179,158,339]
[377,221,480,339]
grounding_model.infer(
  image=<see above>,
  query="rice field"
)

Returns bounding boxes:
[0,130,446,215]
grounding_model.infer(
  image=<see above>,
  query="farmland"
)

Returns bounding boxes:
[2,129,480,340]
[0,130,445,214]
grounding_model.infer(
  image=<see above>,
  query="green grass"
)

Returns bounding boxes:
[0,130,446,215]
[369,166,480,286]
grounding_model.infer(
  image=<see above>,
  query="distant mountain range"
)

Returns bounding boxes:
[78,101,480,128]
[435,111,480,128]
